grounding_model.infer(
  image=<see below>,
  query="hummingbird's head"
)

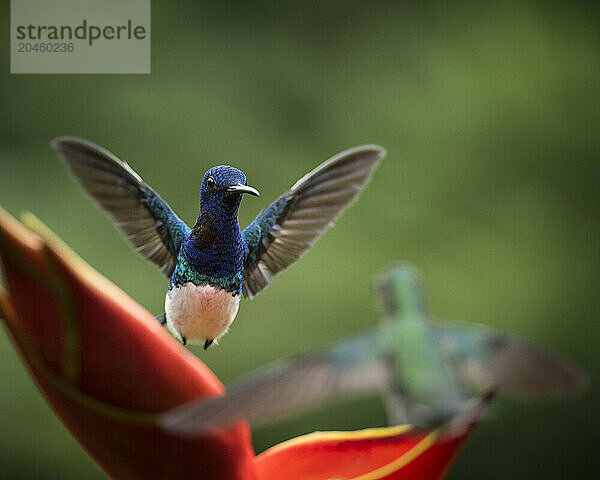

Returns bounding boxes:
[200,166,259,212]
[374,264,426,318]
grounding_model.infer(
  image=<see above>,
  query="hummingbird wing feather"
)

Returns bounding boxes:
[437,323,588,399]
[160,335,390,436]
[52,137,190,277]
[241,145,385,298]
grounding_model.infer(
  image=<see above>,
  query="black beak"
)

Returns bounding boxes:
[227,184,260,196]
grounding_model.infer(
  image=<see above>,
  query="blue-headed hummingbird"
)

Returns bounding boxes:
[52,137,384,348]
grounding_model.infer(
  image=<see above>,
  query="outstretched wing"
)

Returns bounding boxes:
[52,137,190,277]
[437,323,588,399]
[241,145,385,298]
[160,333,389,436]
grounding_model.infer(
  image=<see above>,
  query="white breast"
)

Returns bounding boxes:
[164,283,240,344]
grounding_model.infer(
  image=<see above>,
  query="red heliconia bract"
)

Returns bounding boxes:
[254,424,475,480]
[0,208,257,480]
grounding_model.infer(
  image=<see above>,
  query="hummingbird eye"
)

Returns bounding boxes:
[206,176,216,188]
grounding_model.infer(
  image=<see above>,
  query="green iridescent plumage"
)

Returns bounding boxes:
[171,254,243,295]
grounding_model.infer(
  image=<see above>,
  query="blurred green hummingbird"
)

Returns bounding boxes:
[52,137,384,348]
[160,264,586,435]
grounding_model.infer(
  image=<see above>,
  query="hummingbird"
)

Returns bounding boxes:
[160,264,586,436]
[52,137,385,348]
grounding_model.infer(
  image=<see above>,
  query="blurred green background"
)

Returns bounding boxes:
[0,0,598,478]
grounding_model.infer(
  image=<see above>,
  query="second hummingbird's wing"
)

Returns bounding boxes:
[437,323,588,399]
[160,333,390,436]
[240,145,385,298]
[52,137,191,277]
